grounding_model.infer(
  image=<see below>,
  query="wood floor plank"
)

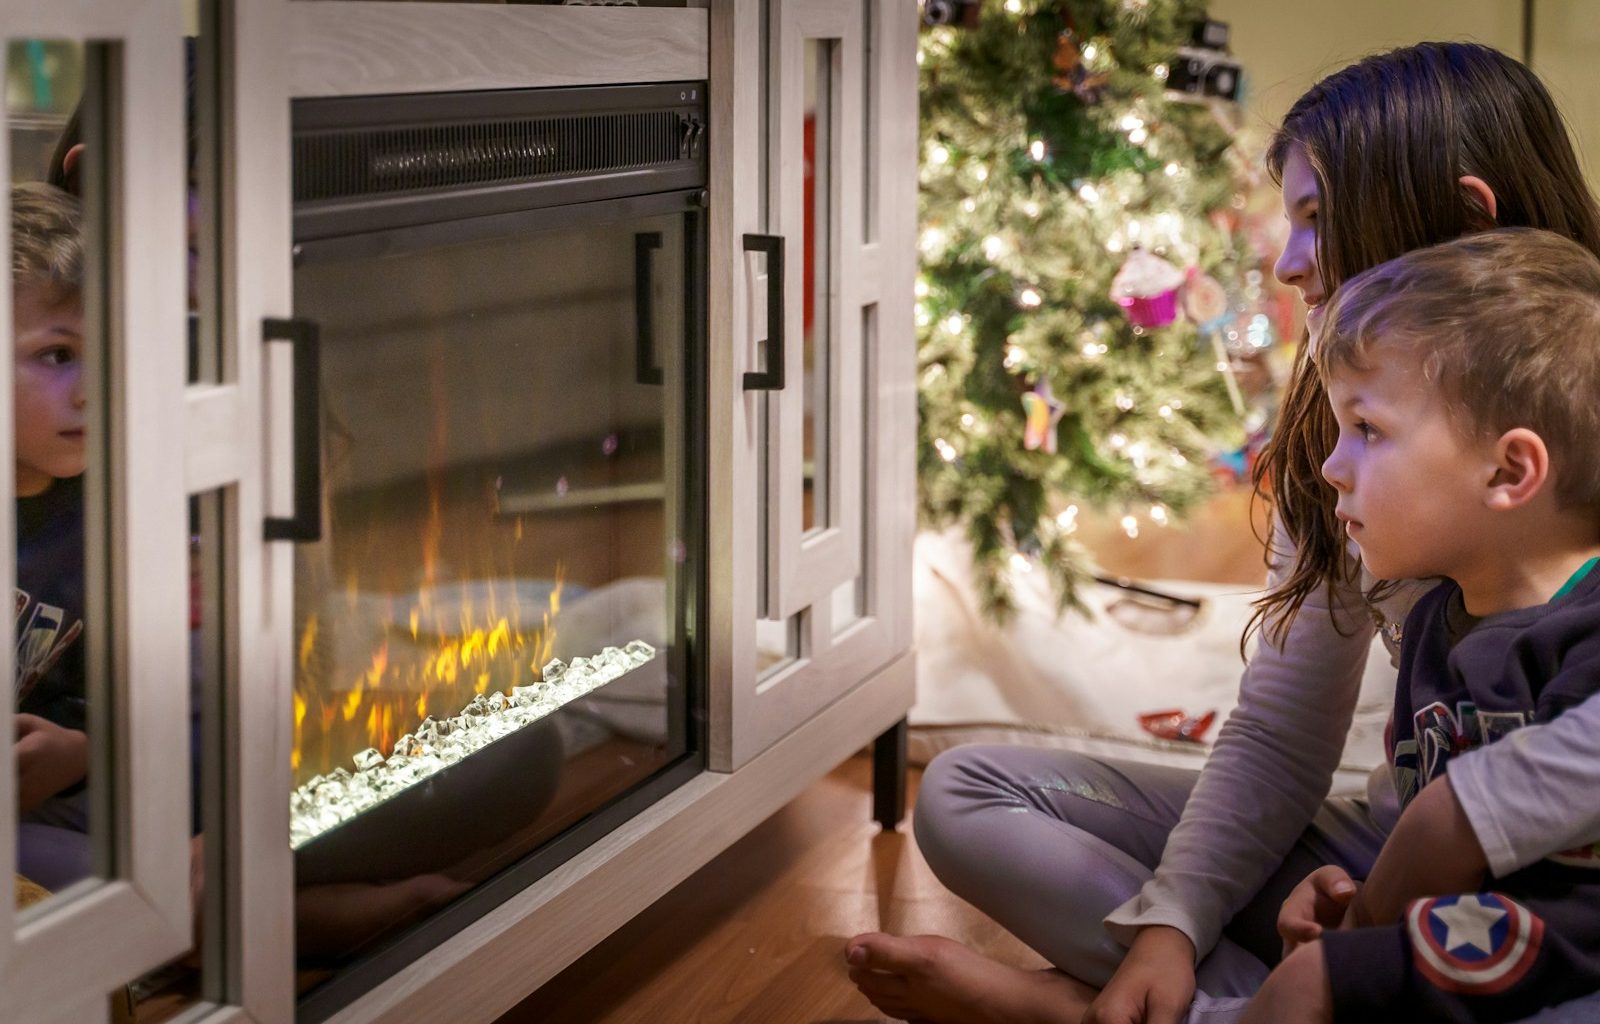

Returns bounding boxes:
[496,756,1045,1024]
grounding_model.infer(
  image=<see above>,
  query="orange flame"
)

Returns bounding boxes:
[292,566,565,782]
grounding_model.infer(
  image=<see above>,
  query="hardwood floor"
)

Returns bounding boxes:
[496,755,1048,1024]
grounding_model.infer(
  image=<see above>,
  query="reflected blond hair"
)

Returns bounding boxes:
[10,182,82,300]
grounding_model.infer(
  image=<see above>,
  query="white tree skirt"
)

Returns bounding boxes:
[910,529,1395,796]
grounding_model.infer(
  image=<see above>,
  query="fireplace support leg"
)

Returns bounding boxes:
[872,717,908,831]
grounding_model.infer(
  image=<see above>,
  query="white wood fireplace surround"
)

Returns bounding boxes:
[0,2,916,1022]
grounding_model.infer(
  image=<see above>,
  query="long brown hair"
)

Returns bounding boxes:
[1251,42,1600,646]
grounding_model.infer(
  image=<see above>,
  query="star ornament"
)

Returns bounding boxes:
[1407,893,1545,994]
[1021,378,1067,454]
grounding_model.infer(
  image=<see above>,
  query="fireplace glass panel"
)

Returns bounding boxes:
[289,197,701,996]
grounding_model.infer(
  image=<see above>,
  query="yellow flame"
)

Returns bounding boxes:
[298,615,319,673]
[343,681,365,722]
[461,629,485,665]
[294,558,568,779]
[487,619,509,658]
[292,691,307,771]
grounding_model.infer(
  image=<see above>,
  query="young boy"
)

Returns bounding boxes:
[1243,228,1600,1023]
[11,181,89,890]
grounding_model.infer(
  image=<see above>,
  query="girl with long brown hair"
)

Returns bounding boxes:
[846,42,1600,1024]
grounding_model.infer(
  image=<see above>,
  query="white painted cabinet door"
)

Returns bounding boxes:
[711,0,916,770]
[0,2,195,1019]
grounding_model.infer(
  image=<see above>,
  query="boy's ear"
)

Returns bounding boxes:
[1459,175,1499,231]
[62,144,84,179]
[1485,427,1548,511]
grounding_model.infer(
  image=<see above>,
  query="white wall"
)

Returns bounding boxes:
[1207,0,1522,137]
[1530,0,1600,188]
[1208,0,1596,191]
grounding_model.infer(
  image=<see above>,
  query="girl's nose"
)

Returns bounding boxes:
[1321,446,1350,492]
[1275,233,1313,291]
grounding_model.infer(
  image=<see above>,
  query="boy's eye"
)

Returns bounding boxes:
[38,346,76,367]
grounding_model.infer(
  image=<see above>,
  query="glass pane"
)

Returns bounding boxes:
[188,24,220,385]
[290,205,695,973]
[861,0,876,244]
[830,576,863,635]
[755,611,802,682]
[10,39,106,909]
[830,304,874,639]
[120,490,222,1019]
[802,38,833,535]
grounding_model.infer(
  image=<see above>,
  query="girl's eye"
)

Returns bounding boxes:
[1356,421,1378,442]
[39,347,76,367]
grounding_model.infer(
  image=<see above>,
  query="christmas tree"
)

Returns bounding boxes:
[917,0,1264,620]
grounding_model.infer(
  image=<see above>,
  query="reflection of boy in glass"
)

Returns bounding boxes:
[11,182,89,890]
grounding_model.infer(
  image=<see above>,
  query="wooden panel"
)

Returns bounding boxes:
[324,650,913,1024]
[184,384,242,494]
[763,0,866,621]
[227,0,298,1019]
[705,0,763,772]
[288,4,709,97]
[0,0,196,1010]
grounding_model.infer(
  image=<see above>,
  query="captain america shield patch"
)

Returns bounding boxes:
[1407,893,1545,994]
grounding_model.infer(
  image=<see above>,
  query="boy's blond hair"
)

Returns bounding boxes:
[10,181,82,299]
[1313,227,1600,511]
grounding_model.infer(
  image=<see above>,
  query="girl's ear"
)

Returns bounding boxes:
[1486,427,1548,511]
[1459,175,1500,231]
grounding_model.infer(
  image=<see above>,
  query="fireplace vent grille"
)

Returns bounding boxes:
[294,110,697,203]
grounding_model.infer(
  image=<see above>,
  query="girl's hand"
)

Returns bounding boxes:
[1277,865,1360,956]
[15,713,88,813]
[1082,924,1196,1024]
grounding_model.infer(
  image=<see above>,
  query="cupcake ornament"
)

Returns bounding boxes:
[1110,248,1185,328]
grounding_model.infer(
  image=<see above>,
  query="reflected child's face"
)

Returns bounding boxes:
[12,279,85,497]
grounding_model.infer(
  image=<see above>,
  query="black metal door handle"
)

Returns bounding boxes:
[634,232,664,386]
[263,317,323,542]
[742,233,785,391]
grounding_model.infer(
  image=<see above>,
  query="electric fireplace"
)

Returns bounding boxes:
[285,82,707,1019]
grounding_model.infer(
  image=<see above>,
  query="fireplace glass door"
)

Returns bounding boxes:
[289,188,704,1008]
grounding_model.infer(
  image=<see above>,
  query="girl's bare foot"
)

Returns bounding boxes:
[845,933,1096,1024]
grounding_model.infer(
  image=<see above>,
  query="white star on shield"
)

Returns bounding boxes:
[1430,896,1507,955]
